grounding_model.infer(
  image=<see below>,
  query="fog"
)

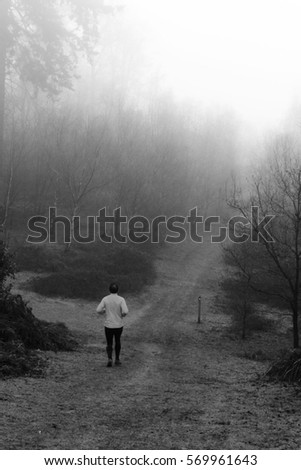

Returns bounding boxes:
[1,0,301,236]
[3,1,301,451]
[124,0,301,130]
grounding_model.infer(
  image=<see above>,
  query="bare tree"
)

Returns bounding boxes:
[227,134,301,348]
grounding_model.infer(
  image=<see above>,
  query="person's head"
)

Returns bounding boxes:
[109,283,119,294]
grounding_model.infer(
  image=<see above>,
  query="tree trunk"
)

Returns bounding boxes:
[0,160,13,242]
[65,204,78,252]
[292,299,299,349]
[0,0,9,172]
[293,227,300,348]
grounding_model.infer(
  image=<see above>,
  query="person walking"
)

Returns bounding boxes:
[96,283,129,367]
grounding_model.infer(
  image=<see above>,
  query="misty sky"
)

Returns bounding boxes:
[113,0,301,130]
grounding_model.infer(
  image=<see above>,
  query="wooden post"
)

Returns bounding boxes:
[198,296,201,324]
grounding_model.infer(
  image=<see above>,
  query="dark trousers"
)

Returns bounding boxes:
[105,327,123,360]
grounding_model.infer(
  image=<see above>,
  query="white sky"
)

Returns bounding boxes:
[117,0,301,130]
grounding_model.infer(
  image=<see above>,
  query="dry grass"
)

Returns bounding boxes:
[1,240,301,449]
[266,349,301,384]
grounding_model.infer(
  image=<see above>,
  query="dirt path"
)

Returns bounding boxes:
[1,240,301,449]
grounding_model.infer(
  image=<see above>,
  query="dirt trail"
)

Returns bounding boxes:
[1,240,301,449]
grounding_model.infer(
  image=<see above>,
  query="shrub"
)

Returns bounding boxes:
[19,242,156,299]
[221,277,274,339]
[0,244,16,292]
[0,245,77,378]
[14,244,65,273]
[0,293,77,351]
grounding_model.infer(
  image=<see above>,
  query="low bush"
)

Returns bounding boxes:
[0,293,77,379]
[14,245,66,273]
[0,293,76,351]
[221,277,274,339]
[0,244,77,378]
[17,242,156,300]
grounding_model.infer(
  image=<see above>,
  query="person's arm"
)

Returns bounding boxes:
[96,299,106,314]
[120,298,129,318]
